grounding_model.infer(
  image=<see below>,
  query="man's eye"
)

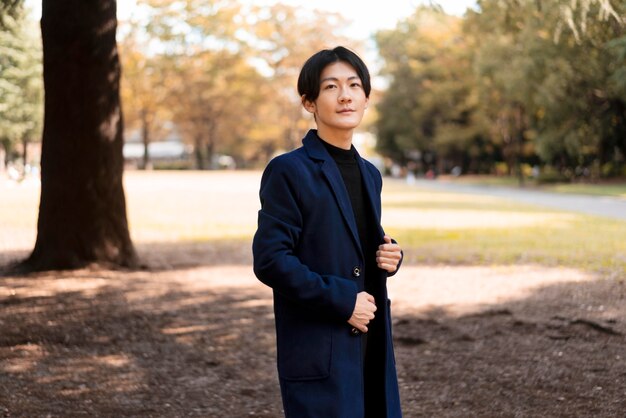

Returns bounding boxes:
[325,84,337,89]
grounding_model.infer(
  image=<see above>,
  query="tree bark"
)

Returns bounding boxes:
[207,141,215,169]
[22,0,137,271]
[0,141,6,172]
[515,105,525,187]
[206,122,216,169]
[194,133,204,170]
[140,109,151,170]
[21,137,28,179]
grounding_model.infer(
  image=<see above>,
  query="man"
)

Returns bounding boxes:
[253,46,403,418]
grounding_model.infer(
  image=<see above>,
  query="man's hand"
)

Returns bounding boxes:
[377,235,402,273]
[348,291,377,333]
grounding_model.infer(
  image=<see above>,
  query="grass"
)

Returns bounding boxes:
[541,183,626,198]
[382,181,626,277]
[441,175,626,198]
[2,171,625,277]
[123,171,260,243]
[440,175,522,188]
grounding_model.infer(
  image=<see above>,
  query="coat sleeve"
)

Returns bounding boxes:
[252,157,358,321]
[371,164,403,277]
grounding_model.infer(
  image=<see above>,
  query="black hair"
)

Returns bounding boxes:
[297,46,371,102]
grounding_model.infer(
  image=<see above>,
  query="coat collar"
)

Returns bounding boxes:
[302,128,362,161]
[302,129,333,161]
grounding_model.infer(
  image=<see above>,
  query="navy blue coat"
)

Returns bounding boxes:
[253,130,402,418]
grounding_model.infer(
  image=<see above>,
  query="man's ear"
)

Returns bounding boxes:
[364,96,369,109]
[302,95,316,114]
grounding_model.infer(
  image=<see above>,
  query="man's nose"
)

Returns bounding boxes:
[338,87,352,103]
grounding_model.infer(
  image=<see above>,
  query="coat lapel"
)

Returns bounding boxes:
[303,130,363,257]
[356,156,385,239]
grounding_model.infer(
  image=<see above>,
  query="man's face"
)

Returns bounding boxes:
[303,61,369,135]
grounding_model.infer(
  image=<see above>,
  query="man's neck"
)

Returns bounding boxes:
[316,127,353,150]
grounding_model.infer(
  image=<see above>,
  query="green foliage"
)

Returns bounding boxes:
[0,0,23,29]
[608,35,626,99]
[375,6,492,174]
[375,0,626,179]
[0,5,43,163]
[534,167,571,184]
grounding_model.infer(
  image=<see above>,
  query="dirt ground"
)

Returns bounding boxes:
[1,241,625,418]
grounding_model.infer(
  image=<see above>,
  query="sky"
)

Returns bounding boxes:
[24,0,478,83]
[27,1,478,41]
[233,0,478,40]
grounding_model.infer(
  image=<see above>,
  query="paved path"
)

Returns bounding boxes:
[409,179,626,222]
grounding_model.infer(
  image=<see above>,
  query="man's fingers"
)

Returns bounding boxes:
[351,315,371,331]
[377,255,400,264]
[378,262,397,273]
[377,259,400,270]
[349,292,378,333]
[377,245,401,254]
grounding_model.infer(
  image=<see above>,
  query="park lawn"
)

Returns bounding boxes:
[3,171,624,277]
[540,182,626,198]
[123,172,625,277]
[441,174,626,198]
[439,175,522,188]
[123,171,259,243]
[382,182,626,277]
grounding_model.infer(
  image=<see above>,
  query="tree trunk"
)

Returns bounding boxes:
[141,109,151,170]
[194,134,204,170]
[22,0,137,271]
[22,137,29,179]
[1,139,12,170]
[0,141,6,172]
[207,140,215,170]
[515,105,525,187]
[206,123,216,169]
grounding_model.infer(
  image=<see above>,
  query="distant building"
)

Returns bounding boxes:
[123,124,192,169]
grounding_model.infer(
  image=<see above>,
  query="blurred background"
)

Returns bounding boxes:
[1,2,626,416]
[2,0,624,183]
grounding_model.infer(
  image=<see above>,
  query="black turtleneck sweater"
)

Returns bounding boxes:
[320,138,381,299]
[320,140,371,264]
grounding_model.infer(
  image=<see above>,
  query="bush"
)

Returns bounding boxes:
[535,167,569,184]
[153,160,194,170]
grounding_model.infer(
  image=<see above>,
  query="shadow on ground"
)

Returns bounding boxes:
[0,239,252,273]
[0,272,280,417]
[0,254,624,417]
[393,276,626,417]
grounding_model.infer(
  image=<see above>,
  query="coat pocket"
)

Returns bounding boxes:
[277,316,332,381]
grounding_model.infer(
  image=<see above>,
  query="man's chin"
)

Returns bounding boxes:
[334,119,364,130]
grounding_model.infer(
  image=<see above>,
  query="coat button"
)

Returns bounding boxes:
[352,266,361,277]
[350,327,361,336]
